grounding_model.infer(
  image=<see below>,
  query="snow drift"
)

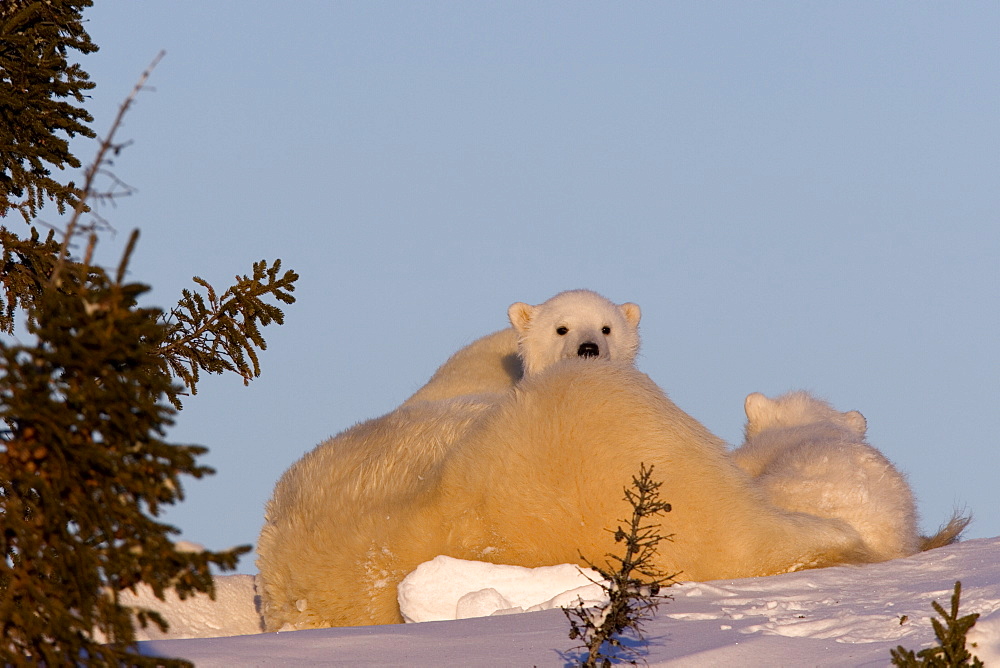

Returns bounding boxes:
[134,536,1000,666]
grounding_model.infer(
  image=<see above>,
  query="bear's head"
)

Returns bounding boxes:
[507,289,641,378]
[743,391,867,440]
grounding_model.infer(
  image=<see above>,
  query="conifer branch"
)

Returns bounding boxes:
[0,0,98,221]
[157,259,298,403]
[0,227,62,332]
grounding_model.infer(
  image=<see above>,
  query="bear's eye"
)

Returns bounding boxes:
[602,326,611,335]
[556,326,568,336]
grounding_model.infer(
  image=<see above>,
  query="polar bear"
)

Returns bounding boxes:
[732,391,922,560]
[507,289,641,378]
[402,289,639,405]
[257,362,873,631]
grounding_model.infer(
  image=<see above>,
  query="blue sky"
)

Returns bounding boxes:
[47,1,999,571]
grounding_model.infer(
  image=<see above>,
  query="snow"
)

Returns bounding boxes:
[970,612,1000,665]
[397,555,607,622]
[134,536,1000,666]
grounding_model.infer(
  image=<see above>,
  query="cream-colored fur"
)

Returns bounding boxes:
[508,289,641,378]
[733,391,921,561]
[256,393,496,630]
[257,364,873,630]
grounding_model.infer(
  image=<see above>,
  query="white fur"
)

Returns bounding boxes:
[507,289,641,378]
[733,391,921,561]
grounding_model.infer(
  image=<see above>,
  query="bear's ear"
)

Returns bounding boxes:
[620,302,641,327]
[744,392,770,424]
[844,410,867,434]
[508,302,535,332]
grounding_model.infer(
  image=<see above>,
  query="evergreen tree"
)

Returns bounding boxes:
[1,0,98,221]
[1,2,299,664]
[1,251,250,665]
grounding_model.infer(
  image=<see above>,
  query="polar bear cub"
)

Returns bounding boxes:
[507,289,641,378]
[733,391,921,560]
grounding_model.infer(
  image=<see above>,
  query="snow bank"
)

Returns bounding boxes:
[136,537,1000,666]
[397,555,607,622]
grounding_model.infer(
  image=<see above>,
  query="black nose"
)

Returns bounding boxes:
[577,342,600,358]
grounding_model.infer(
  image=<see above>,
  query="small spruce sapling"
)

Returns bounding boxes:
[890,581,983,667]
[563,463,677,668]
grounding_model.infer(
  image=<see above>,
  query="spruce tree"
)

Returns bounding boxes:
[1,2,299,664]
[1,252,250,665]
